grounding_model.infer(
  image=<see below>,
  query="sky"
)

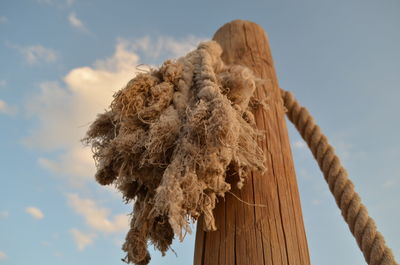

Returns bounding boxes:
[0,0,399,264]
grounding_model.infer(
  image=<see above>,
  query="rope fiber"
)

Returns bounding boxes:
[85,38,397,264]
[282,89,398,265]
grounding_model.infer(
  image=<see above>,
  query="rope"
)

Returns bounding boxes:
[281,89,398,265]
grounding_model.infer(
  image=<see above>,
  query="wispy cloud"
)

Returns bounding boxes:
[0,80,7,87]
[24,36,202,185]
[36,0,75,7]
[0,99,17,115]
[0,251,7,260]
[13,44,58,65]
[0,100,9,113]
[70,228,96,250]
[298,168,315,180]
[0,211,9,219]
[26,207,44,219]
[293,139,307,149]
[41,241,51,247]
[68,12,88,32]
[383,179,397,189]
[53,251,63,257]
[311,199,322,206]
[126,35,206,62]
[0,16,8,24]
[38,146,94,186]
[36,0,54,4]
[67,193,128,233]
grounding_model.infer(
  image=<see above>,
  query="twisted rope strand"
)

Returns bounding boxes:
[282,89,398,265]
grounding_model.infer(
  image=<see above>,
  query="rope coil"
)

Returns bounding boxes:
[282,89,398,265]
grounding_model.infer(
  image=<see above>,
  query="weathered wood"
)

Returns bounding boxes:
[193,20,311,265]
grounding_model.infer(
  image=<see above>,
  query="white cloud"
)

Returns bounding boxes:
[0,80,6,87]
[24,36,202,185]
[0,100,7,110]
[38,146,94,186]
[0,251,7,260]
[128,35,206,62]
[0,16,7,24]
[67,193,129,233]
[15,45,58,65]
[68,12,87,32]
[298,168,314,180]
[383,179,397,189]
[293,139,307,149]
[37,0,54,4]
[26,207,44,219]
[70,228,96,250]
[0,211,9,219]
[0,99,17,115]
[312,199,322,205]
[41,241,51,246]
[53,251,63,257]
[36,0,74,7]
[332,139,351,161]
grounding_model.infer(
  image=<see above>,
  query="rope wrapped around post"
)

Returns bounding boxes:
[84,33,397,264]
[282,89,398,265]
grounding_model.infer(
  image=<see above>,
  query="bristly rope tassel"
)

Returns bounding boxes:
[84,41,398,265]
[83,41,265,265]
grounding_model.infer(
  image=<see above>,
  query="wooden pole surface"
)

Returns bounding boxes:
[193,20,311,265]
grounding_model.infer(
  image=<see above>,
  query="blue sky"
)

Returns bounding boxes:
[0,0,399,264]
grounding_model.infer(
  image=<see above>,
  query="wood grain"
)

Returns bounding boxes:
[193,20,311,265]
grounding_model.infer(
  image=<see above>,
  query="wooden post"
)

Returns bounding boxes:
[193,20,311,265]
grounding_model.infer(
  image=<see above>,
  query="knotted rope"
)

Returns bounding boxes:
[84,41,265,265]
[85,39,397,265]
[282,89,398,265]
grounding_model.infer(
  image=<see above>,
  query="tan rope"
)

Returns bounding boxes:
[282,89,398,265]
